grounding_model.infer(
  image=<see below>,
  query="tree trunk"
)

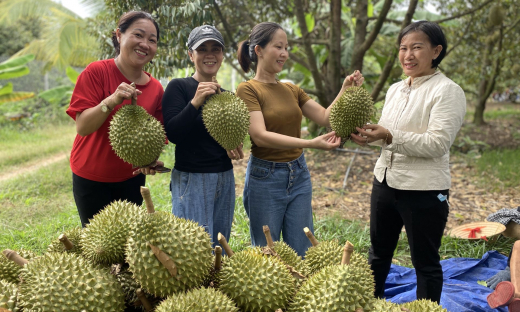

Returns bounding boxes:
[370,0,419,101]
[350,0,368,72]
[328,0,342,100]
[474,26,503,125]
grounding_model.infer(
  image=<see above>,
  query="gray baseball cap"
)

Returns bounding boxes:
[187,25,225,50]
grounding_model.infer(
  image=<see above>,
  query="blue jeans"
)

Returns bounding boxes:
[243,153,314,258]
[170,169,235,253]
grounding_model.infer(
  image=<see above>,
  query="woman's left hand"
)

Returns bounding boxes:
[133,160,165,176]
[342,70,365,89]
[351,124,390,146]
[227,143,244,160]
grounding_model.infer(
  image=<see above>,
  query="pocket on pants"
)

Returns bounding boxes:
[249,164,271,180]
[176,170,191,198]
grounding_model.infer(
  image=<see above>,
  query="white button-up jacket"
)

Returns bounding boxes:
[372,71,466,190]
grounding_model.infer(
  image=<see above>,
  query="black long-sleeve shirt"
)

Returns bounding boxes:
[162,77,232,173]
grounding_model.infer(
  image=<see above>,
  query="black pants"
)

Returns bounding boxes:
[368,176,449,303]
[72,173,146,227]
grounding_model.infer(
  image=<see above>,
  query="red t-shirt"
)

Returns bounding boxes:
[66,59,164,182]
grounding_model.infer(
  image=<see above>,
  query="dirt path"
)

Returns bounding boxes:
[0,152,68,183]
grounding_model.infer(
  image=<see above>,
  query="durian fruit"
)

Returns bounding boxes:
[0,279,20,312]
[17,252,125,311]
[401,299,447,312]
[371,298,402,312]
[109,84,165,167]
[273,241,310,277]
[126,211,213,298]
[219,249,296,312]
[155,287,239,312]
[329,86,375,138]
[202,90,250,151]
[288,263,375,312]
[110,263,149,309]
[488,5,505,27]
[47,227,82,254]
[81,200,145,265]
[203,246,226,288]
[0,249,36,284]
[303,228,343,275]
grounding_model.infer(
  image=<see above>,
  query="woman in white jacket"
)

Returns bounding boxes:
[352,21,466,304]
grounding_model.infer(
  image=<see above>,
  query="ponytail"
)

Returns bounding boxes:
[237,40,253,73]
[236,22,283,74]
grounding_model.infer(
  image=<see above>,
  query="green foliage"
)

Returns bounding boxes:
[0,54,35,104]
[0,18,41,57]
[476,148,520,190]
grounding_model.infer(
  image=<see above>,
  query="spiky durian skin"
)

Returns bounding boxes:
[329,86,375,138]
[202,91,250,150]
[371,298,402,312]
[47,227,83,254]
[155,287,239,312]
[0,249,36,284]
[18,252,125,312]
[109,104,165,167]
[0,279,20,312]
[219,249,296,312]
[126,211,213,298]
[305,240,343,275]
[274,241,310,277]
[288,264,375,312]
[80,200,144,266]
[401,299,448,312]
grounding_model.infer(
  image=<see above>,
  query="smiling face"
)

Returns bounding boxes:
[117,18,158,69]
[255,29,288,75]
[399,30,442,81]
[189,40,224,81]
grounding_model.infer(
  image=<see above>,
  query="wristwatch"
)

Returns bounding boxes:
[100,100,112,113]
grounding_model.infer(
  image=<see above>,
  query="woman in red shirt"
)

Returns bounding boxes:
[66,11,164,226]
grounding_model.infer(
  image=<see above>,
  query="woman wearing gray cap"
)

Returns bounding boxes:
[161,25,243,252]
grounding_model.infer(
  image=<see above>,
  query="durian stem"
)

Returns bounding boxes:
[2,249,28,267]
[148,242,178,278]
[214,246,223,270]
[217,232,234,257]
[136,288,153,312]
[263,225,275,248]
[130,82,137,105]
[140,186,155,213]
[304,227,320,246]
[341,241,354,265]
[59,234,74,250]
[212,76,221,94]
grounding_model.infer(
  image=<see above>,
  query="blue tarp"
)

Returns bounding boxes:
[385,251,509,311]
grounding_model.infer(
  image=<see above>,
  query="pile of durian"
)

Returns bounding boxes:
[0,187,447,312]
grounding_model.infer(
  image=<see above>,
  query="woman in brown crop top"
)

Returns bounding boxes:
[236,22,364,257]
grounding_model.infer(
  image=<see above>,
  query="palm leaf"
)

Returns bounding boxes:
[0,92,34,104]
[0,54,35,71]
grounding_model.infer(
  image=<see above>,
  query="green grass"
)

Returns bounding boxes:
[475,148,520,190]
[0,122,76,171]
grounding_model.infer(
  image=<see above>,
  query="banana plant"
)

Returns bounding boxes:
[0,54,35,104]
[38,66,80,105]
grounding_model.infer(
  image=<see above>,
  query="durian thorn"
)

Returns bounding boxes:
[140,186,155,213]
[214,246,223,270]
[303,227,320,246]
[263,225,275,248]
[136,288,153,312]
[341,240,355,265]
[147,242,178,278]
[212,76,221,94]
[217,232,234,257]
[130,82,137,105]
[58,234,74,250]
[2,249,28,267]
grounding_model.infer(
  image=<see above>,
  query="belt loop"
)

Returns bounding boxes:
[271,162,275,172]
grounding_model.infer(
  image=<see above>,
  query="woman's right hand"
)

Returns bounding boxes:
[310,131,341,150]
[107,82,142,109]
[191,82,221,109]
